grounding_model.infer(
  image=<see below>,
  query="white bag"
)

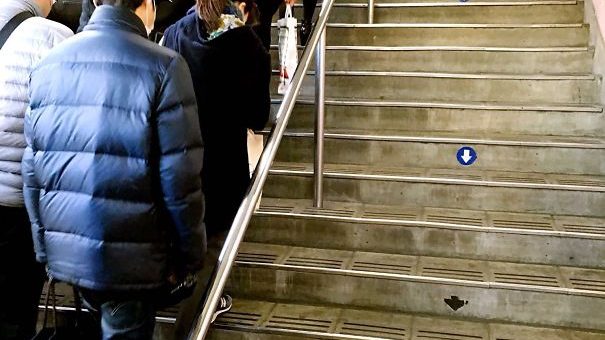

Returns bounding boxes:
[277,4,298,95]
[247,129,264,211]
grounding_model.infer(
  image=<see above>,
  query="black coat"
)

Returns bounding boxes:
[163,12,270,236]
[23,6,206,291]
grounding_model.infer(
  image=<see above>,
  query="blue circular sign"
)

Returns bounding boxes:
[457,146,477,166]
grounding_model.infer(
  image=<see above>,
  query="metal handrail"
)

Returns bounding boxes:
[186,0,336,338]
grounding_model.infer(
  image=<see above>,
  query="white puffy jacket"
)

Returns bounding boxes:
[0,17,73,207]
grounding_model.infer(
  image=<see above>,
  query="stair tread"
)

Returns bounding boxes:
[255,198,605,238]
[269,161,605,191]
[212,297,605,339]
[275,129,605,148]
[236,241,605,295]
[271,97,604,112]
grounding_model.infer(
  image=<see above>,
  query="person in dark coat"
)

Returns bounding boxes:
[162,0,269,238]
[161,0,270,335]
[23,0,206,337]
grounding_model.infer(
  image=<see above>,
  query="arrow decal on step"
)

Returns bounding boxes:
[444,296,468,311]
[456,146,477,166]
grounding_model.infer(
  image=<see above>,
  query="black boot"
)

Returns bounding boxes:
[300,19,312,45]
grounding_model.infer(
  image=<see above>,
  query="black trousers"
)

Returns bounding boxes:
[255,0,319,50]
[0,206,45,340]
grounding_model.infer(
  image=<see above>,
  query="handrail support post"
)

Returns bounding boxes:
[313,29,326,208]
[368,0,375,24]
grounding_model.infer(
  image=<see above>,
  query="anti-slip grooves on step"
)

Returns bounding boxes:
[210,299,605,340]
[234,242,605,297]
[254,198,605,239]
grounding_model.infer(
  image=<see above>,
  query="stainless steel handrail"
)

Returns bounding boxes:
[186,0,336,338]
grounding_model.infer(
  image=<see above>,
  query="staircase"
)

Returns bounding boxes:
[209,0,605,339]
[39,1,605,339]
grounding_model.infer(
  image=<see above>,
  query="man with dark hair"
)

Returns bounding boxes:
[23,0,206,337]
[77,0,194,41]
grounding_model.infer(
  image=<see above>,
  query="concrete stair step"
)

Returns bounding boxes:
[270,23,589,46]
[265,162,605,216]
[270,71,599,103]
[248,198,605,268]
[209,298,605,339]
[38,287,605,339]
[277,1,584,24]
[270,130,605,174]
[273,99,604,137]
[269,46,595,73]
[227,242,605,330]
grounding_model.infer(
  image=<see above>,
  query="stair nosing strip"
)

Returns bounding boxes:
[254,211,605,240]
[274,131,605,149]
[234,261,605,297]
[271,45,593,52]
[325,23,585,28]
[295,0,580,7]
[372,1,581,7]
[270,23,586,28]
[214,323,384,340]
[269,169,605,192]
[270,69,596,80]
[270,98,603,112]
[36,305,178,324]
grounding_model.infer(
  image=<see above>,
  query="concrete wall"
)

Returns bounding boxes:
[585,0,605,103]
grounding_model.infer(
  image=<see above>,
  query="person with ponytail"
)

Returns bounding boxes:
[162,0,270,336]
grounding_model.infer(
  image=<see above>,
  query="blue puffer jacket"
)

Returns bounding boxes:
[22,5,206,292]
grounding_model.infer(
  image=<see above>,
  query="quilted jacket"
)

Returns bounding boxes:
[23,5,206,291]
[0,2,73,207]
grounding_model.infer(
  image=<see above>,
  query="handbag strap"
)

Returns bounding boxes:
[41,278,52,328]
[284,4,293,19]
[41,277,59,331]
[0,11,34,50]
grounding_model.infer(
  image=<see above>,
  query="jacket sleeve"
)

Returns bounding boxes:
[242,30,271,131]
[22,107,46,263]
[156,55,206,274]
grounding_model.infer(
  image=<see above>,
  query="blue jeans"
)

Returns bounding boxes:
[81,292,156,340]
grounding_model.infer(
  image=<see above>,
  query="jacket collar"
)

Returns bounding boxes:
[84,5,148,38]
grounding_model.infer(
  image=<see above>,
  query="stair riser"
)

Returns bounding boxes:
[279,104,605,137]
[271,75,599,103]
[227,266,605,330]
[276,4,584,24]
[264,175,605,216]
[248,215,605,268]
[270,49,594,73]
[274,137,605,174]
[271,26,589,47]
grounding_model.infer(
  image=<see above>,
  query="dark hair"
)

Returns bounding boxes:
[94,0,146,11]
[196,0,259,32]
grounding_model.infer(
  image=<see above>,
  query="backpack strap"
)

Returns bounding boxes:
[0,11,35,50]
